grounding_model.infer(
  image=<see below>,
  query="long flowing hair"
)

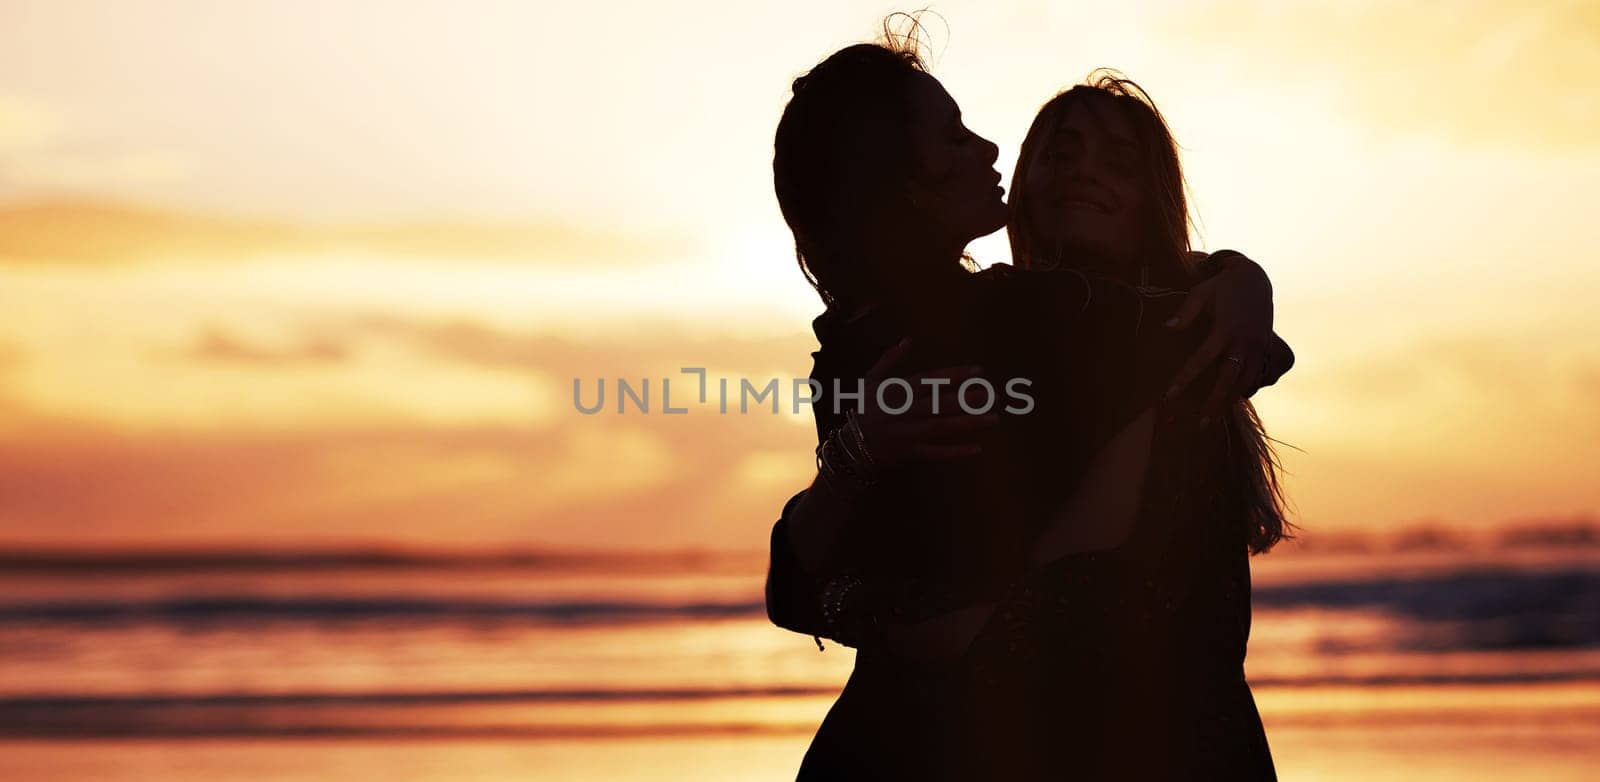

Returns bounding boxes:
[1008,72,1293,554]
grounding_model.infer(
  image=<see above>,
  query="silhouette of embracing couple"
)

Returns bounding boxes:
[764,18,1294,781]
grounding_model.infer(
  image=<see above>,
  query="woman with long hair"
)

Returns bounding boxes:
[764,28,1289,780]
[958,73,1287,780]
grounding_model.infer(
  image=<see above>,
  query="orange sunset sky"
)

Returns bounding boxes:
[1,1,1596,549]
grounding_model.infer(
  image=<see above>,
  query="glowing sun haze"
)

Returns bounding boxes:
[1,0,1596,548]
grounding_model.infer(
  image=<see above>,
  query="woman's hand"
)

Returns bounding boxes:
[1162,250,1277,418]
[855,338,1001,467]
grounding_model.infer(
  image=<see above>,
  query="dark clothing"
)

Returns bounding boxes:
[765,263,1279,780]
[961,396,1277,780]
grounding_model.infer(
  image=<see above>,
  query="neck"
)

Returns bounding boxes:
[848,239,968,309]
[1060,242,1135,280]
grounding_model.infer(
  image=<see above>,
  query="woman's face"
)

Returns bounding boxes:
[903,72,1008,249]
[1020,99,1147,265]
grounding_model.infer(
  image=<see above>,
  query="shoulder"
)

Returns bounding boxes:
[977,261,1016,279]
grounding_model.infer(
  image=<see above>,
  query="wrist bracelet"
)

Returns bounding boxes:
[842,410,876,470]
[819,574,875,647]
[815,418,878,498]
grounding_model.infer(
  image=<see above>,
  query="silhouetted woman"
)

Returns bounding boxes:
[765,34,1288,781]
[962,73,1287,780]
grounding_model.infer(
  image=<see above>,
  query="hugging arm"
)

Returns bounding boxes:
[766,478,941,648]
[766,486,1013,665]
[765,341,1000,659]
[1004,265,1216,562]
[1168,250,1296,411]
[1026,265,1254,568]
[764,493,831,644]
[765,409,1008,662]
[769,516,998,668]
[773,247,1291,577]
[766,264,1280,660]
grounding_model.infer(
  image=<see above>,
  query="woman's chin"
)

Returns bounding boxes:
[979,206,1010,236]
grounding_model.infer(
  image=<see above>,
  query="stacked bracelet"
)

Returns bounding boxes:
[812,413,883,649]
[818,573,877,648]
[815,410,878,498]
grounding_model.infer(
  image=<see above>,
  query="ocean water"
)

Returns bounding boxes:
[1,543,1597,780]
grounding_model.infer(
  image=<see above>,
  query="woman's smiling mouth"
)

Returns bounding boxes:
[1056,182,1119,214]
[1062,196,1113,215]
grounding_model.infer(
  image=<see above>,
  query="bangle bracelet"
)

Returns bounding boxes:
[843,410,876,469]
[819,574,874,647]
[816,419,878,498]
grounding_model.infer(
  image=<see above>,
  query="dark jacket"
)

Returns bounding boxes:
[769,263,1247,779]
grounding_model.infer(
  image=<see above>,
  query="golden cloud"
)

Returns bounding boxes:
[0,199,699,266]
[182,326,351,366]
[0,408,813,550]
[1164,0,1600,150]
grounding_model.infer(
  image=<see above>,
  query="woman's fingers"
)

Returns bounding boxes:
[864,337,913,384]
[906,367,985,413]
[909,442,985,460]
[905,364,985,387]
[1238,351,1271,399]
[1197,347,1271,424]
[863,406,998,465]
[1166,330,1229,400]
[882,366,988,416]
[856,352,1007,464]
[896,412,1001,440]
[1164,283,1214,330]
[1202,347,1249,419]
[912,385,1004,417]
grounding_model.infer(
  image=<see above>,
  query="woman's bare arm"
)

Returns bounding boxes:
[1029,408,1159,567]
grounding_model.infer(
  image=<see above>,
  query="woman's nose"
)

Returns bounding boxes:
[978,135,1000,167]
[1056,152,1095,182]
